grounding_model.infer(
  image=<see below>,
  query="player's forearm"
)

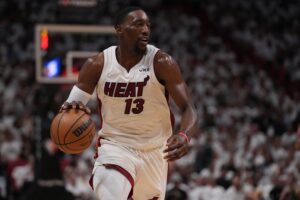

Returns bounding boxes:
[179,104,198,138]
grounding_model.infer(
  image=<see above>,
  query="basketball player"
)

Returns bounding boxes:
[60,7,198,200]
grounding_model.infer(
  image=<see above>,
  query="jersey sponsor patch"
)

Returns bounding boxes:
[139,67,150,72]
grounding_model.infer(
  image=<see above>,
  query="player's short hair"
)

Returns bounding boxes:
[114,6,143,27]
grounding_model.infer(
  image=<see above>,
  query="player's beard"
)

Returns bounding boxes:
[134,42,147,56]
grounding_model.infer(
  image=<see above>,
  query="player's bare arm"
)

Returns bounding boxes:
[76,52,104,93]
[154,51,198,161]
[61,53,104,113]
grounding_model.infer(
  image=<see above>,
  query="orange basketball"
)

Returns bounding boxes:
[50,109,96,154]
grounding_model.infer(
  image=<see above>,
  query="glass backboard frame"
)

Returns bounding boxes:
[35,24,115,84]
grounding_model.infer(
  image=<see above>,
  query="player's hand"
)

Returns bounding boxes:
[163,133,189,161]
[59,101,91,114]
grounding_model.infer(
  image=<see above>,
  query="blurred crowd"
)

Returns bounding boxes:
[0,0,300,200]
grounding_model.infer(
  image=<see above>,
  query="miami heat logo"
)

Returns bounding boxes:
[103,76,150,114]
[104,76,149,98]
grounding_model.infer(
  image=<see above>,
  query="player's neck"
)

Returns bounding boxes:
[116,46,143,72]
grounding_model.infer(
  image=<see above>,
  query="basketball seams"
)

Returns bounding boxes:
[50,109,96,154]
[51,112,68,153]
[63,111,88,148]
[56,112,64,143]
[51,110,85,145]
[57,112,68,152]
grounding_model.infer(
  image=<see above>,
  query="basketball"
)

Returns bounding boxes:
[50,109,96,154]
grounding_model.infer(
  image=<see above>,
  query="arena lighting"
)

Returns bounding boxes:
[58,0,97,7]
[43,58,61,78]
[40,29,49,50]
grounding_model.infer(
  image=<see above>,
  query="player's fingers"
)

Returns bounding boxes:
[75,102,80,109]
[164,151,178,161]
[164,147,187,161]
[60,102,71,112]
[166,136,176,144]
[71,101,77,109]
[63,102,70,108]
[165,145,188,161]
[78,101,85,110]
[85,107,91,114]
[76,101,91,114]
[166,134,186,146]
[163,143,181,153]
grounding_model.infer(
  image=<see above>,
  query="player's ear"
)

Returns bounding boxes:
[115,24,122,34]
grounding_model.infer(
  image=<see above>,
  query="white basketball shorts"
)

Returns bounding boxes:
[90,138,168,200]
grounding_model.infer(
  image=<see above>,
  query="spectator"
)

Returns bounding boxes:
[1,0,300,199]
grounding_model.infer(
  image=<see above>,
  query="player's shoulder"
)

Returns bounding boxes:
[88,45,117,65]
[79,51,104,78]
[153,49,181,83]
[82,51,104,72]
[154,49,177,68]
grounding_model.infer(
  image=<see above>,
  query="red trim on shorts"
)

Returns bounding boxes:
[89,174,94,190]
[94,137,102,159]
[103,164,134,199]
[88,163,134,199]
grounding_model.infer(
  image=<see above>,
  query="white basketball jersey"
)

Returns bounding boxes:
[96,45,173,150]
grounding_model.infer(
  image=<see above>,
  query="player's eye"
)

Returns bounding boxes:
[135,22,143,27]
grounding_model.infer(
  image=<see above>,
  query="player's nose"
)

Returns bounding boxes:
[142,24,150,35]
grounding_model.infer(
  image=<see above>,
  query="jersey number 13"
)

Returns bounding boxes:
[124,98,145,114]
